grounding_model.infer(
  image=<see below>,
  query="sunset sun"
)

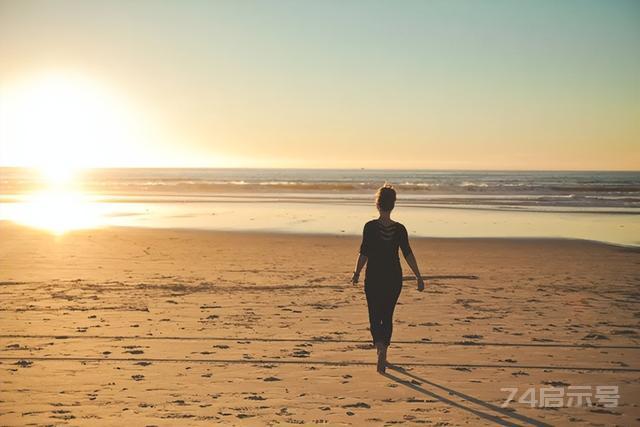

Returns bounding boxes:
[0,71,150,178]
[0,71,151,231]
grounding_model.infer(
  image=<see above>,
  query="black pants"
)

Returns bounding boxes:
[364,280,402,346]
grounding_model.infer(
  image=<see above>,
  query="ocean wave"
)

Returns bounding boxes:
[3,178,640,193]
[2,168,639,209]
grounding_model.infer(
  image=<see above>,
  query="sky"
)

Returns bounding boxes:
[0,0,638,170]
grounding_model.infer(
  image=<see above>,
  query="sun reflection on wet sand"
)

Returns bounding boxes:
[2,189,106,235]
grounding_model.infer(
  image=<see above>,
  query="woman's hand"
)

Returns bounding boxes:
[351,254,367,286]
[350,272,360,285]
[404,253,425,292]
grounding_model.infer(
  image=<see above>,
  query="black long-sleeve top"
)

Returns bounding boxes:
[359,219,413,284]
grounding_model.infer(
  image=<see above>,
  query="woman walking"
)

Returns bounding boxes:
[351,184,425,373]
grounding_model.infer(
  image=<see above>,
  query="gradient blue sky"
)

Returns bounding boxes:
[1,0,638,169]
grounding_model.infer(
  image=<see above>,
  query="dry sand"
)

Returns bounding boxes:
[0,223,639,426]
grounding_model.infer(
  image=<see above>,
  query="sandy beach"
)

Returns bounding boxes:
[2,0,639,424]
[0,222,638,425]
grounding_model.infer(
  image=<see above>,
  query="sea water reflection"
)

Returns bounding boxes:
[1,192,637,246]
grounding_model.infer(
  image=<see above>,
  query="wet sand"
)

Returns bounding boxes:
[0,223,639,425]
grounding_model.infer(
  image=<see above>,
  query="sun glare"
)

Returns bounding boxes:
[0,70,150,233]
[40,165,77,187]
[0,70,156,171]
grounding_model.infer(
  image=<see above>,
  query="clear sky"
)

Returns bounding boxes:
[0,0,638,170]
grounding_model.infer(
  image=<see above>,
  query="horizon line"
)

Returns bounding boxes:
[0,165,639,173]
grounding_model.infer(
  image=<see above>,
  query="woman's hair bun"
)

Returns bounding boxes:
[376,184,396,212]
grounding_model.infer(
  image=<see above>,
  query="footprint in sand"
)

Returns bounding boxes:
[462,334,483,339]
[291,349,311,358]
[245,395,266,401]
[212,344,229,349]
[123,345,145,354]
[6,343,26,350]
[50,409,75,420]
[236,414,256,419]
[342,402,371,409]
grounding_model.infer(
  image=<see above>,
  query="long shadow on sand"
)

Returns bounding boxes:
[384,364,551,427]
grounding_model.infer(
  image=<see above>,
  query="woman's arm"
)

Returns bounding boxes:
[400,225,425,291]
[403,252,425,291]
[351,254,368,285]
[352,223,370,285]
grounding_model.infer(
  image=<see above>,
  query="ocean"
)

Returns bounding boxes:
[1,168,638,245]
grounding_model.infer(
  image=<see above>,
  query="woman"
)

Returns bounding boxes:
[351,184,425,373]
